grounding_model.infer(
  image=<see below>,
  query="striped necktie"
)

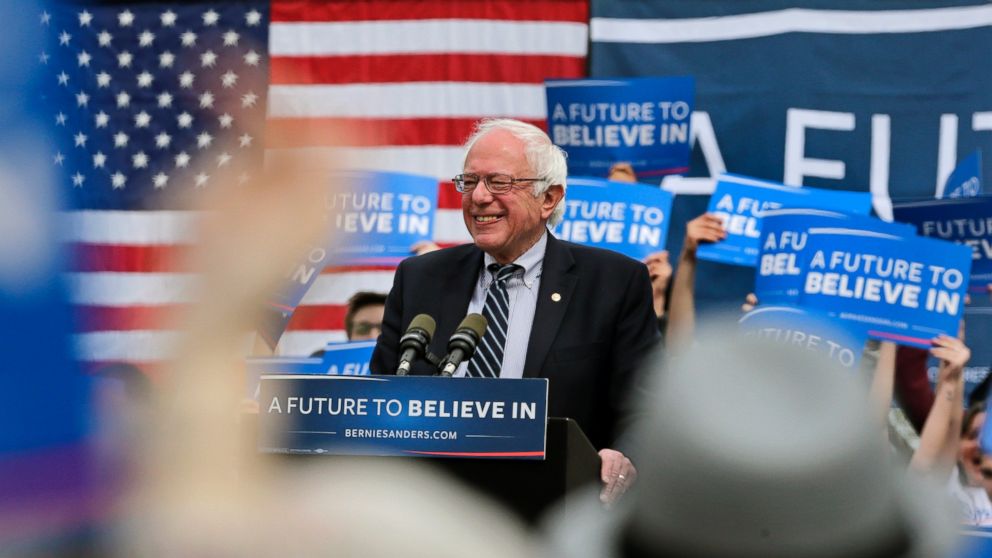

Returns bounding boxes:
[467,263,520,378]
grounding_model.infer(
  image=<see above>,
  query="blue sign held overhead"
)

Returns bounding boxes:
[756,209,915,305]
[942,150,983,199]
[892,196,992,295]
[739,305,869,370]
[330,170,438,266]
[799,228,972,348]
[545,76,695,177]
[697,174,873,267]
[259,376,549,459]
[554,176,674,260]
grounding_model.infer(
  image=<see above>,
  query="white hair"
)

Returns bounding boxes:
[463,118,568,226]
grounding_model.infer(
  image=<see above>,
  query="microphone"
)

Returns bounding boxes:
[396,314,436,376]
[438,313,487,377]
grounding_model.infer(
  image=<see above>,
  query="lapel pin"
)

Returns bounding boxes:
[551,293,562,302]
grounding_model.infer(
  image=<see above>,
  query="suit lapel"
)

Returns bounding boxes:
[431,245,484,358]
[523,234,576,378]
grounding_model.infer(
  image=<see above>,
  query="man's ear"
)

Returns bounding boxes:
[541,184,565,218]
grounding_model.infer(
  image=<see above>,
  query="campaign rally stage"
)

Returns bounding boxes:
[545,76,694,177]
[554,176,674,260]
[697,174,872,267]
[258,375,549,460]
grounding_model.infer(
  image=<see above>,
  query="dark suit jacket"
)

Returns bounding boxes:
[369,233,660,449]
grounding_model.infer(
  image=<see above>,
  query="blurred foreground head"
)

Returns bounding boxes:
[547,324,955,558]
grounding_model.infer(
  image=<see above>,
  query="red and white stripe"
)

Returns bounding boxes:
[69,0,588,367]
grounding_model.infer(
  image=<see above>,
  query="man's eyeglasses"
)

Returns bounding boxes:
[351,321,382,336]
[452,173,545,194]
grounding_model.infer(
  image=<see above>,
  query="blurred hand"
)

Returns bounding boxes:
[599,448,636,506]
[644,250,673,299]
[741,293,758,313]
[410,240,441,256]
[683,213,726,255]
[930,334,970,382]
[607,162,637,183]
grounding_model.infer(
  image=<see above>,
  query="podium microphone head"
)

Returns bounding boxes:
[439,313,488,376]
[407,313,436,339]
[397,313,437,375]
[453,313,487,348]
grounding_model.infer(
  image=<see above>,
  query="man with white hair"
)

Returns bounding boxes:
[371,118,660,503]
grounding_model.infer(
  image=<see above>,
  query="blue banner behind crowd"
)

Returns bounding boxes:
[589,3,992,376]
[739,306,869,370]
[545,76,694,177]
[697,174,872,267]
[800,229,972,348]
[554,177,674,260]
[259,376,549,459]
[756,209,915,304]
[892,196,992,293]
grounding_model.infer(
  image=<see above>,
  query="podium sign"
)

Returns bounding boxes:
[259,375,549,460]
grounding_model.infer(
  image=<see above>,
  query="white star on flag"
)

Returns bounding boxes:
[160,10,177,27]
[117,10,135,27]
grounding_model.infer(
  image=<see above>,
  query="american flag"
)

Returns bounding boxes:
[53,0,588,376]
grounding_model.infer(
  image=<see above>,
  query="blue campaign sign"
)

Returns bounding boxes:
[545,76,694,177]
[738,306,869,370]
[956,528,992,558]
[553,176,674,260]
[799,229,972,348]
[258,376,549,459]
[329,170,438,265]
[892,196,992,293]
[756,209,915,304]
[317,340,376,376]
[697,174,873,267]
[942,150,983,199]
[246,341,376,399]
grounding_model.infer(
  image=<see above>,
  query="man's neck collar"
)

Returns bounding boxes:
[484,229,547,283]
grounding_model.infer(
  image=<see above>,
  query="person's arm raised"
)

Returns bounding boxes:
[665,214,726,348]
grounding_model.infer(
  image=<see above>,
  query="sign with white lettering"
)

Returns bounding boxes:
[545,76,694,177]
[259,376,549,459]
[892,196,992,294]
[756,209,915,304]
[329,170,438,265]
[739,305,869,370]
[246,341,375,399]
[697,174,873,267]
[554,176,673,259]
[799,229,972,348]
[942,150,983,199]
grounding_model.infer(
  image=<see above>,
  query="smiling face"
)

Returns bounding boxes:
[461,129,563,264]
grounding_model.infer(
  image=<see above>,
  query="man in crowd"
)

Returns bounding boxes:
[344,291,387,341]
[370,118,660,503]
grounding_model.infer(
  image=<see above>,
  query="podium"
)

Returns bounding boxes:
[431,417,601,523]
[251,375,602,524]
